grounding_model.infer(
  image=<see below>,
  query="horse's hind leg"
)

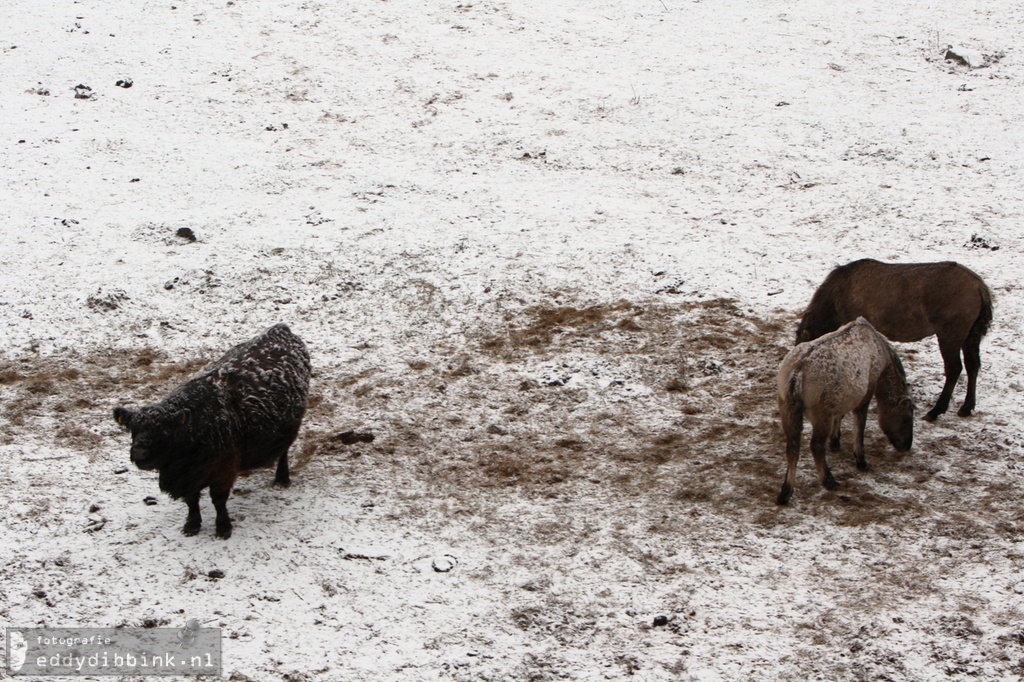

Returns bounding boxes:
[925,334,965,421]
[958,336,981,417]
[811,427,837,491]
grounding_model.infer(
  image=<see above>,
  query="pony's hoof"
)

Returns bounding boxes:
[215,524,233,540]
[273,478,291,489]
[182,524,201,537]
[823,478,839,491]
[856,461,870,472]
[776,493,791,506]
[956,406,974,418]
[923,411,940,422]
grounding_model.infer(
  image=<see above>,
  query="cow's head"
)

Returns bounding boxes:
[113,405,190,470]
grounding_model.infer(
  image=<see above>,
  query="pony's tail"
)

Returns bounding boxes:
[777,369,806,505]
[968,282,994,344]
[781,372,805,436]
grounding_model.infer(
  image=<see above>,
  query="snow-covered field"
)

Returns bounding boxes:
[2,0,1023,679]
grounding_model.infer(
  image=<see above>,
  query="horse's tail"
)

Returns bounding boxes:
[968,280,994,344]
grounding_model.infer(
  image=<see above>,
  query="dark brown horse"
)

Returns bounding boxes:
[796,259,992,421]
[777,318,914,505]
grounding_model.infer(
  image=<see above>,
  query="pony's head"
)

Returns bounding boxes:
[877,352,914,451]
[879,396,914,452]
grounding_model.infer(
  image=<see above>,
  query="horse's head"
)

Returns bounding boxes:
[795,300,840,344]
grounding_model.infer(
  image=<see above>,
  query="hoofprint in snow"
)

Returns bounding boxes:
[2,0,1023,680]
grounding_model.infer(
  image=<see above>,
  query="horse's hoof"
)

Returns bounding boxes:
[215,525,233,540]
[182,524,201,537]
[856,461,870,472]
[956,406,974,418]
[923,411,940,422]
[273,478,291,489]
[776,493,791,506]
[823,478,839,491]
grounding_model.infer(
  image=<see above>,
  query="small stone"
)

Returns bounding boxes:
[1013,581,1024,595]
[653,615,669,627]
[89,503,101,513]
[333,430,375,445]
[432,555,457,573]
[84,515,106,532]
[143,496,159,506]
[208,569,225,580]
[113,467,128,474]
[176,227,197,242]
[115,78,133,88]
[945,46,986,68]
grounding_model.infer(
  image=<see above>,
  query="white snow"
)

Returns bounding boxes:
[2,0,1023,680]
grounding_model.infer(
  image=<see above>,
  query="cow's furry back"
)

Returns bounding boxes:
[130,324,310,499]
[201,323,311,470]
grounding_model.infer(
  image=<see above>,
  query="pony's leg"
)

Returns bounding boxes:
[852,398,871,471]
[828,418,842,452]
[924,335,965,421]
[811,426,837,491]
[777,400,802,505]
[958,337,981,417]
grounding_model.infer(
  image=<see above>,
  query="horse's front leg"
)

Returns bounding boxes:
[811,427,837,491]
[853,398,871,471]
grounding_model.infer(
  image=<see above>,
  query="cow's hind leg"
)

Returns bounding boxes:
[273,428,300,488]
[210,484,233,539]
[208,467,238,539]
[925,334,966,421]
[183,492,202,536]
[266,428,299,485]
[273,450,290,488]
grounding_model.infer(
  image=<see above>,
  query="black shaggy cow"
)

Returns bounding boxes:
[113,323,311,539]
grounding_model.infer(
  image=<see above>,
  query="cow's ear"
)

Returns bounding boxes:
[113,407,132,428]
